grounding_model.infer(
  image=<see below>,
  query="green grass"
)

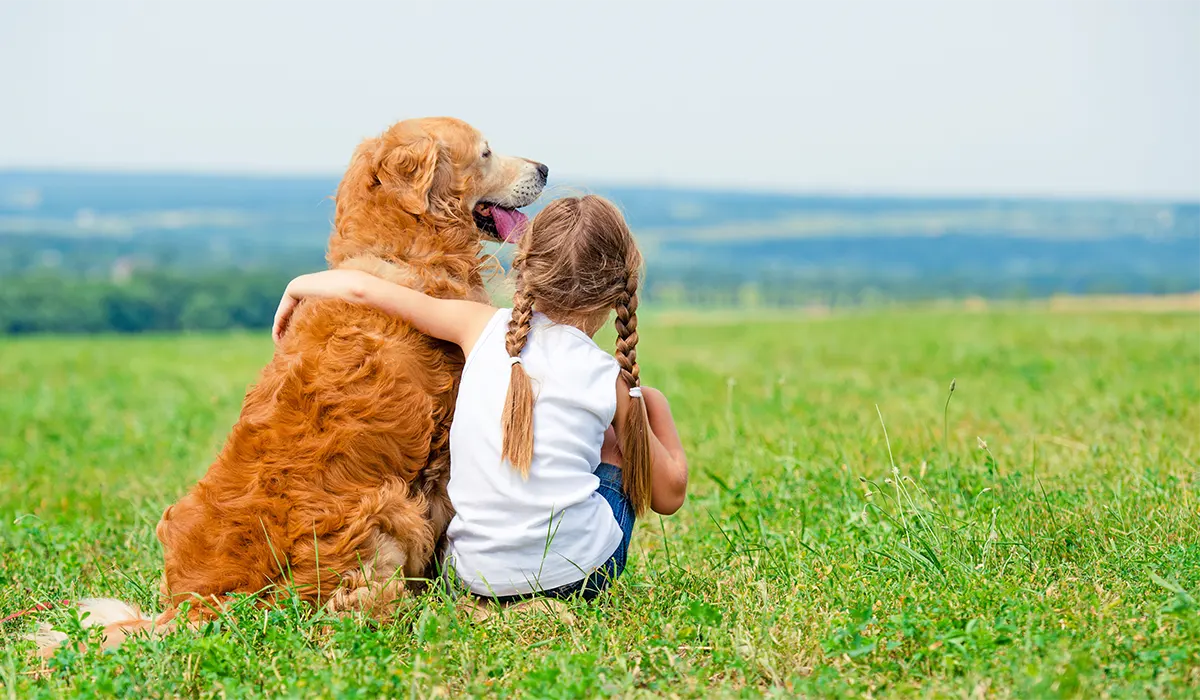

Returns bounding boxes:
[2,309,1198,698]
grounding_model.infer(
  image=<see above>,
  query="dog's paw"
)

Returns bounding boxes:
[26,624,69,660]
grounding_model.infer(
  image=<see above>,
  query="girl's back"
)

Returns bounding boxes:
[446,309,623,596]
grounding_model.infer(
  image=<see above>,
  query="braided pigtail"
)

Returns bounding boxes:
[500,265,536,477]
[614,271,652,516]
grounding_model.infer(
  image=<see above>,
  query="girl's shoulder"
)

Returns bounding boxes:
[462,306,513,369]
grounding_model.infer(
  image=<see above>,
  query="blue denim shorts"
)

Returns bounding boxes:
[480,462,636,603]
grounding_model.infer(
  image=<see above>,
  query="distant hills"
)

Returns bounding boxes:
[2,170,1198,305]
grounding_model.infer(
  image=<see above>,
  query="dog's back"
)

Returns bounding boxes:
[157,259,471,610]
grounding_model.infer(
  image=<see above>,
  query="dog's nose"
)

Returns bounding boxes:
[536,163,549,182]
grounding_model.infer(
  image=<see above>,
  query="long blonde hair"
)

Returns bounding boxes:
[500,195,652,516]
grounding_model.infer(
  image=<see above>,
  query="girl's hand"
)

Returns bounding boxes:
[272,270,373,344]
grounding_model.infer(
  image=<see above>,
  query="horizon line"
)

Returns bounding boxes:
[1,166,1197,206]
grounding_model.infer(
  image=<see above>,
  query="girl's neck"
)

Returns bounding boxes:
[540,308,610,338]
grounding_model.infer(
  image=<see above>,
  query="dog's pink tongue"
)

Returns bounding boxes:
[491,207,528,243]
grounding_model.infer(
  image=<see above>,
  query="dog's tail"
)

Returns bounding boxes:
[30,598,172,659]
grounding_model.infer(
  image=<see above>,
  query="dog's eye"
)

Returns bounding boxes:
[481,149,491,159]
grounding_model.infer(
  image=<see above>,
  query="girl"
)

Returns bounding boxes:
[272,195,688,601]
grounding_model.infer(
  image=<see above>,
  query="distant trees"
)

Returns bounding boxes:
[0,270,295,334]
[1,264,1197,335]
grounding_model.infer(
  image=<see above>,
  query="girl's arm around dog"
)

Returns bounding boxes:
[274,269,494,355]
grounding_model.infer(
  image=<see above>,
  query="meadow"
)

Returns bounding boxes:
[1,308,1197,698]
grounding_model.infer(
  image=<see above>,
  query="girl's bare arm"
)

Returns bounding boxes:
[614,382,689,515]
[274,269,494,355]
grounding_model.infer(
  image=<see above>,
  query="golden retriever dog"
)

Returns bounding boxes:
[34,117,546,656]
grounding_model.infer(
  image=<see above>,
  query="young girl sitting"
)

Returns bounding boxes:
[272,195,689,601]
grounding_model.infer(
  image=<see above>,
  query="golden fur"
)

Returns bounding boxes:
[36,117,546,655]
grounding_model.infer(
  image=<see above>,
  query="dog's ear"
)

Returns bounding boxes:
[339,137,384,202]
[372,133,441,216]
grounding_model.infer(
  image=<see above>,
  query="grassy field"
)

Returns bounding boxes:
[1,309,1197,698]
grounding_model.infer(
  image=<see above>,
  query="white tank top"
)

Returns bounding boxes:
[445,308,624,596]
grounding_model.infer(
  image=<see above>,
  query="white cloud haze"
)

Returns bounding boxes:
[2,0,1198,198]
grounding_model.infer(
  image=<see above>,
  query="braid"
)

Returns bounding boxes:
[615,271,653,516]
[614,272,640,389]
[506,284,535,358]
[500,264,536,477]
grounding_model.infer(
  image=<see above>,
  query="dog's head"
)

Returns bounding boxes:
[331,117,546,264]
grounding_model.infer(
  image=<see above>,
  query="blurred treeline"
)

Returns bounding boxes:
[4,263,1197,334]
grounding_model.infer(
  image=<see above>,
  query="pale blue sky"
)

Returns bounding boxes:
[2,0,1197,198]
